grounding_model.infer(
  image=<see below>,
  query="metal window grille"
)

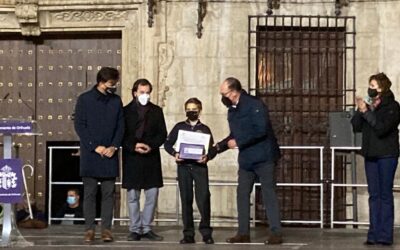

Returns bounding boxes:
[248,15,356,226]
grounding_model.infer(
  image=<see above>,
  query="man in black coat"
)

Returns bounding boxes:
[74,67,124,243]
[215,77,283,245]
[122,79,167,241]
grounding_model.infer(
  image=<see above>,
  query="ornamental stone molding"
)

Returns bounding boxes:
[52,10,129,22]
[157,41,174,107]
[15,0,40,36]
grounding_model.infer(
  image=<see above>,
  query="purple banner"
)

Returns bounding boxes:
[0,159,23,203]
[0,121,32,134]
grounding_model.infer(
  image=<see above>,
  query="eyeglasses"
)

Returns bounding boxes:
[220,90,232,97]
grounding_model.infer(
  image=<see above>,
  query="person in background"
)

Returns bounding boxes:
[351,72,400,246]
[53,188,84,225]
[215,77,283,245]
[164,97,216,244]
[122,79,167,241]
[74,67,124,243]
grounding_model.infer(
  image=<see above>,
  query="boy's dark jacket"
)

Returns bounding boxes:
[164,120,216,166]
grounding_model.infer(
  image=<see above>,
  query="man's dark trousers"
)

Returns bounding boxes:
[82,177,115,231]
[237,161,282,235]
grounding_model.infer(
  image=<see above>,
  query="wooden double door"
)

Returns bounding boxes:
[0,33,121,211]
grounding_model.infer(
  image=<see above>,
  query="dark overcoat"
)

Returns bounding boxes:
[74,87,124,178]
[122,101,167,190]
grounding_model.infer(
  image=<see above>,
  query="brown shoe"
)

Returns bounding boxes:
[84,230,95,243]
[101,229,114,242]
[18,218,47,229]
[31,219,47,229]
[226,234,250,243]
[266,234,283,244]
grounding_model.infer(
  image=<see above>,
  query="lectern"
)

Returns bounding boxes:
[0,119,41,247]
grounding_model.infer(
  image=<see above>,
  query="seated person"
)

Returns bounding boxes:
[53,188,84,225]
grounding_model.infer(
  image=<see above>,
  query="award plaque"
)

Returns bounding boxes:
[179,143,204,160]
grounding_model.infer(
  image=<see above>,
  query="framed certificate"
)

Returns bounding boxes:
[179,143,204,160]
[175,130,211,152]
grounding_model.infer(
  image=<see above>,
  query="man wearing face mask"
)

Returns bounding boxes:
[215,77,283,245]
[351,73,400,246]
[122,79,167,242]
[74,67,124,243]
[164,97,217,244]
[53,189,84,225]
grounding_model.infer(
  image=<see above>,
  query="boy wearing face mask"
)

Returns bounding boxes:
[122,79,167,242]
[164,98,217,244]
[53,189,84,225]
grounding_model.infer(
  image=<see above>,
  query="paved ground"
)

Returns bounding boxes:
[3,225,398,249]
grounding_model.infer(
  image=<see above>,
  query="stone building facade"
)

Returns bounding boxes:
[0,0,400,227]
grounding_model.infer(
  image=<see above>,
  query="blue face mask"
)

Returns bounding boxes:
[67,196,77,205]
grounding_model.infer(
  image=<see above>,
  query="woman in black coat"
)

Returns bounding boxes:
[351,73,400,246]
[122,79,167,241]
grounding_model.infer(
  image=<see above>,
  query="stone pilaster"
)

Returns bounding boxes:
[15,0,40,36]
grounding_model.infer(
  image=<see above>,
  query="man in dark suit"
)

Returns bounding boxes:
[216,77,283,245]
[122,79,167,241]
[74,67,124,243]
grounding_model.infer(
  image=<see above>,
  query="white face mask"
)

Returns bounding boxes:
[137,93,150,106]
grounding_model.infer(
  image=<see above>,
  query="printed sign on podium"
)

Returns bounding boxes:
[0,120,32,134]
[0,159,23,203]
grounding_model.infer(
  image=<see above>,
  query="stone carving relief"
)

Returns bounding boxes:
[157,41,174,107]
[52,10,128,22]
[15,0,40,36]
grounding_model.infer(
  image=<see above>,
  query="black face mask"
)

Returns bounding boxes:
[368,88,378,98]
[106,87,117,94]
[186,111,199,121]
[221,96,232,107]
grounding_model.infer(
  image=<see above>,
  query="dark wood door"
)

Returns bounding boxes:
[0,33,122,211]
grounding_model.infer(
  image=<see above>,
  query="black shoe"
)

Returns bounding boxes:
[203,236,214,244]
[363,241,375,245]
[141,231,163,241]
[127,232,141,241]
[180,237,195,244]
[377,241,393,246]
